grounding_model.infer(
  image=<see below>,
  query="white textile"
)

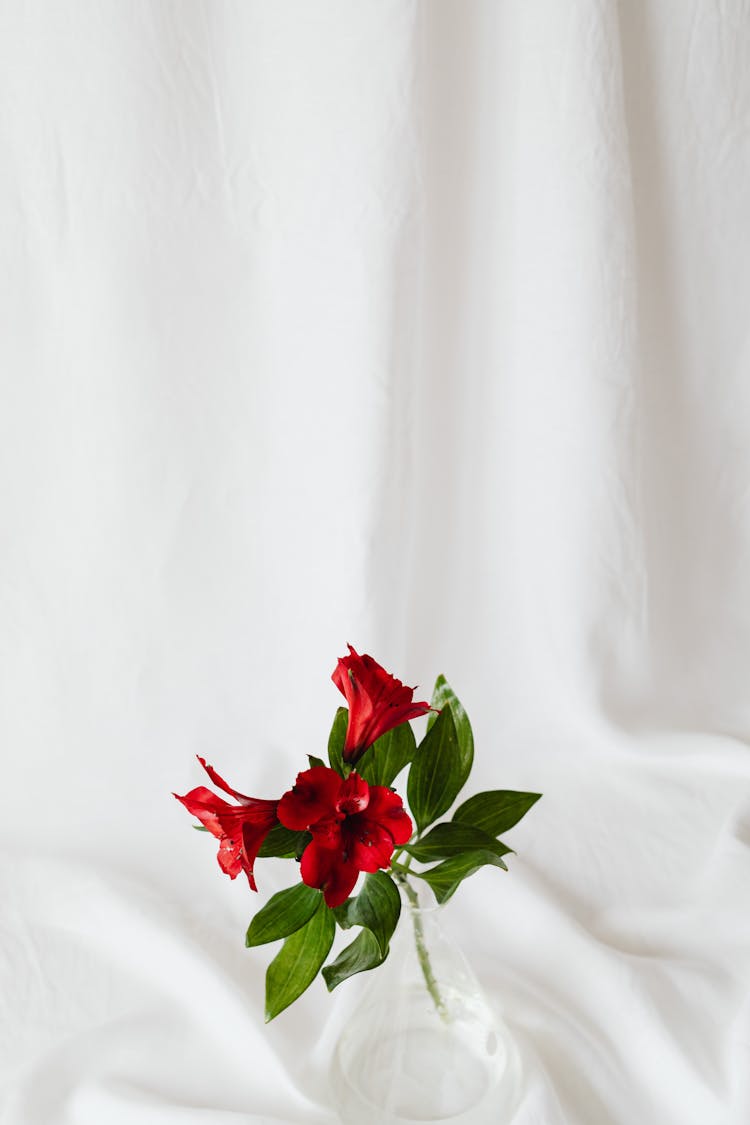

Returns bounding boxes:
[1,2,749,1123]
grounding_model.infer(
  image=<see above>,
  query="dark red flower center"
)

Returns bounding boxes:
[277,765,413,907]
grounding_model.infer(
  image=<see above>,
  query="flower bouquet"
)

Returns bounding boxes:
[174,646,541,1033]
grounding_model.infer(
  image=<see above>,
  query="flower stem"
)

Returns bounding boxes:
[389,859,412,875]
[396,874,449,1023]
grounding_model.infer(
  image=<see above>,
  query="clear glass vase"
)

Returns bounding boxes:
[329,884,521,1125]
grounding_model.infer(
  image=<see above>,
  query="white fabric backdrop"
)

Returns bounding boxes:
[2,1,750,1122]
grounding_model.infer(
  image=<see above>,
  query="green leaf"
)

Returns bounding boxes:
[308,754,325,769]
[452,791,542,837]
[322,872,401,990]
[356,722,417,787]
[246,883,322,947]
[322,928,386,991]
[332,898,355,929]
[407,707,466,833]
[328,706,348,776]
[415,849,508,905]
[257,824,310,859]
[427,676,474,770]
[345,871,401,957]
[265,898,335,1021]
[193,824,209,832]
[404,821,513,863]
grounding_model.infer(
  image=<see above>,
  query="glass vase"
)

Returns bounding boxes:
[329,883,521,1125]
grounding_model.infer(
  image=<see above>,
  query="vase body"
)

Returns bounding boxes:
[330,891,521,1125]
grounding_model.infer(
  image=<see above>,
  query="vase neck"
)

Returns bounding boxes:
[395,873,441,917]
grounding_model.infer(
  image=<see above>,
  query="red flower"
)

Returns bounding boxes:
[174,757,278,891]
[277,765,413,907]
[332,645,432,763]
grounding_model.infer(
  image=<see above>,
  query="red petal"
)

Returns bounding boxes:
[175,788,277,890]
[336,772,370,816]
[239,811,279,891]
[196,757,254,804]
[331,646,432,762]
[364,701,433,749]
[357,650,403,708]
[331,647,358,710]
[344,816,396,872]
[310,815,343,849]
[217,833,244,878]
[300,840,360,908]
[366,786,413,846]
[332,646,376,758]
[278,766,343,831]
[174,786,235,838]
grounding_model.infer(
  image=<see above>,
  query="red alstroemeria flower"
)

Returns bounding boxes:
[332,645,432,764]
[277,765,412,908]
[174,757,278,891]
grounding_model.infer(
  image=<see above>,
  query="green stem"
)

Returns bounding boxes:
[389,859,412,875]
[395,873,449,1023]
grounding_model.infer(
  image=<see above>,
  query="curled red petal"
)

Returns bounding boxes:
[300,840,360,908]
[196,756,254,804]
[278,766,343,831]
